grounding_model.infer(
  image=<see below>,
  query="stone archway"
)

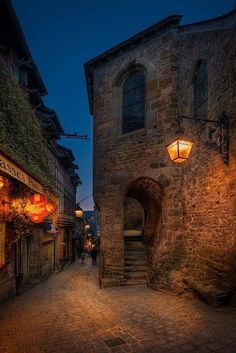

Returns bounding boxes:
[122,177,163,286]
[125,177,163,243]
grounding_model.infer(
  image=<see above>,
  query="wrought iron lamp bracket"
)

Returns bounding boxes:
[175,112,229,164]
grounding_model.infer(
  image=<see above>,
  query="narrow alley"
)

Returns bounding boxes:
[0,262,236,353]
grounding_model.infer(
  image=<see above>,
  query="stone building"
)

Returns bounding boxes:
[45,138,80,269]
[36,108,81,273]
[85,7,236,303]
[0,0,50,301]
[0,0,79,301]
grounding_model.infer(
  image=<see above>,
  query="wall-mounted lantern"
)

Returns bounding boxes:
[166,136,193,163]
[167,112,229,164]
[75,205,83,218]
[84,224,90,231]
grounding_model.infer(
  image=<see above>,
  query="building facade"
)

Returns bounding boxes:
[0,0,79,302]
[46,141,80,269]
[85,8,236,304]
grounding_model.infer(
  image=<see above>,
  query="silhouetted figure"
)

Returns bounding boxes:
[90,247,97,265]
[76,243,81,260]
[81,250,85,264]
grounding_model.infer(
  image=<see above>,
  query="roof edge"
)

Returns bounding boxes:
[85,15,182,69]
[4,0,47,96]
[84,14,182,114]
[182,8,236,29]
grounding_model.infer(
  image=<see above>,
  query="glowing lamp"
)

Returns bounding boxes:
[85,224,90,230]
[45,203,56,213]
[75,207,83,218]
[166,137,193,163]
[26,193,56,223]
[32,193,42,203]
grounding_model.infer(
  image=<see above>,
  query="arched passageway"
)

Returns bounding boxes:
[122,177,162,286]
[124,197,144,237]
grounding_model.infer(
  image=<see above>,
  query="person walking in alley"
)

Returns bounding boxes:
[81,248,86,264]
[90,246,97,265]
[76,242,81,260]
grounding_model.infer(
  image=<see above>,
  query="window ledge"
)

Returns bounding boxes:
[118,127,147,140]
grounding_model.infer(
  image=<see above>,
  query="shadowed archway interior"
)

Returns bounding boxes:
[125,177,163,243]
[122,177,163,286]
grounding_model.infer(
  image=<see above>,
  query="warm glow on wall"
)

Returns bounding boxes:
[166,137,193,163]
[0,176,9,190]
[0,223,6,269]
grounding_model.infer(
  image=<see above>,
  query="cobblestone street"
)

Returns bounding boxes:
[0,261,236,353]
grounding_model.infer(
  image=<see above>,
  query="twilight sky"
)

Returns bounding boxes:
[12,0,234,210]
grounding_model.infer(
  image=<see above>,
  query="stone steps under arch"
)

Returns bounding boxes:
[121,238,148,286]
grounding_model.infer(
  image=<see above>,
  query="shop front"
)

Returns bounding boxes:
[0,175,17,301]
[58,229,70,265]
[0,221,16,301]
[21,236,30,283]
[42,237,55,276]
[0,151,57,301]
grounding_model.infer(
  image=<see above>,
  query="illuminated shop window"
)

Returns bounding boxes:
[0,223,6,269]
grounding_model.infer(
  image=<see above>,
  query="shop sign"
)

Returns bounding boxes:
[0,153,44,194]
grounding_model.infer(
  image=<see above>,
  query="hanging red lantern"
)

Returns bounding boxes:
[26,193,56,223]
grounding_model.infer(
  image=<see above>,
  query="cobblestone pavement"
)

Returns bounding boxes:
[0,261,236,353]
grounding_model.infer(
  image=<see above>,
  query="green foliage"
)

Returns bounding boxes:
[0,63,54,190]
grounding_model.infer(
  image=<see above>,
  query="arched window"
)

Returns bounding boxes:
[122,71,145,134]
[194,61,208,117]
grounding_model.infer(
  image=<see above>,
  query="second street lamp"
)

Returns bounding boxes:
[75,206,84,218]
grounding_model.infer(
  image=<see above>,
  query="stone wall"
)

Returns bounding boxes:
[179,26,236,294]
[91,13,236,296]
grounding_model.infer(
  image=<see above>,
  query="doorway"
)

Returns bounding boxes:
[21,237,30,283]
[122,177,162,286]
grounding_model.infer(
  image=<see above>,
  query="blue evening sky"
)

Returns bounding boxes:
[12,0,234,209]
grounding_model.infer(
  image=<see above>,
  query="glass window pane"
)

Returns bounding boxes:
[123,87,145,107]
[123,72,145,92]
[122,102,144,133]
[122,71,145,134]
[194,61,208,116]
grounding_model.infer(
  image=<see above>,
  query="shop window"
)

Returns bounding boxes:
[122,71,145,134]
[6,224,15,263]
[194,60,208,117]
[0,223,6,269]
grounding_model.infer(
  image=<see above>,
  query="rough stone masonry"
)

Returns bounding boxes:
[85,9,236,304]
